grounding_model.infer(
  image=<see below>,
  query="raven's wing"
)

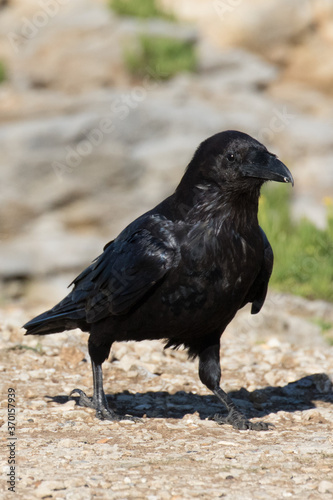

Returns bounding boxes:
[248,227,274,315]
[70,215,178,322]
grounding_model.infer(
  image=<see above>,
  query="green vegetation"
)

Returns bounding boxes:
[259,185,333,302]
[311,318,333,345]
[125,35,197,80]
[109,0,174,20]
[110,0,196,80]
[312,317,333,332]
[8,343,43,354]
[0,61,6,83]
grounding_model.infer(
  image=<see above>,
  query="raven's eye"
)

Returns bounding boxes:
[227,153,235,163]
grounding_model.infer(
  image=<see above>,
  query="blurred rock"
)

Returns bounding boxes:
[0,222,106,292]
[197,43,278,91]
[163,0,333,94]
[211,0,314,58]
[2,0,126,92]
[1,0,197,93]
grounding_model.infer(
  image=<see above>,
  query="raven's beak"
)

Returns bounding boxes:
[241,154,294,186]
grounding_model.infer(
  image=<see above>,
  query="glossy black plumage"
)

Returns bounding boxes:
[23,130,293,430]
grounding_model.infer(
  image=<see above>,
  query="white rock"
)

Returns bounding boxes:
[318,481,333,494]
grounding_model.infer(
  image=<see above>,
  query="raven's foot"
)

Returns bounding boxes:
[70,388,95,409]
[211,387,274,431]
[95,407,141,423]
[210,411,274,431]
[69,388,141,423]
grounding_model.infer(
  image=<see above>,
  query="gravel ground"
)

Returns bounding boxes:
[1,292,333,499]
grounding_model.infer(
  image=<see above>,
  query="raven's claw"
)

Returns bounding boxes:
[210,412,274,431]
[70,388,142,422]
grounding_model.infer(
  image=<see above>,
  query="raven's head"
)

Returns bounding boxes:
[181,130,294,192]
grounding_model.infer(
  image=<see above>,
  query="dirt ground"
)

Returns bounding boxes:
[1,293,333,499]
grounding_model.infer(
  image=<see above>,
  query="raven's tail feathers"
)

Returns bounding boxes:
[23,297,86,336]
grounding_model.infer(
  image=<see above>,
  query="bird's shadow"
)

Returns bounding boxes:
[47,373,332,420]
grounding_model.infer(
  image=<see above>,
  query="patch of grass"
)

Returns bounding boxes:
[0,60,6,83]
[259,185,333,302]
[125,35,197,80]
[311,318,333,345]
[324,335,333,346]
[311,318,333,331]
[8,343,43,354]
[109,0,174,20]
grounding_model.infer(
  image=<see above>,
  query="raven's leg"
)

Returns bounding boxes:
[70,339,140,422]
[198,344,272,431]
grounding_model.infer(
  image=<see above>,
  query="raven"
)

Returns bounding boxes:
[24,130,293,430]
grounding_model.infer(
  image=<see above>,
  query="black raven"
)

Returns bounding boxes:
[23,130,293,430]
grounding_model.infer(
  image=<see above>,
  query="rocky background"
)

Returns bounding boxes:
[0,1,333,498]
